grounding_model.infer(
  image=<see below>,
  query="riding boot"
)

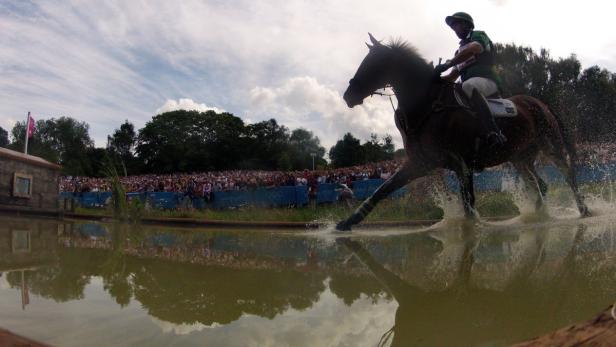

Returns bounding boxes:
[470,89,507,148]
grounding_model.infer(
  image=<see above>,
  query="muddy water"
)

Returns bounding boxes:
[1,215,615,347]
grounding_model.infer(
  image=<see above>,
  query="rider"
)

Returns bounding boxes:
[434,11,507,148]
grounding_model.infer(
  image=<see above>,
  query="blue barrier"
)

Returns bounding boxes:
[316,183,339,204]
[211,186,308,209]
[60,163,616,210]
[146,192,179,209]
[352,179,408,200]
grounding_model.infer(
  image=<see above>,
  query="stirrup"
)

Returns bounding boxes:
[485,131,507,148]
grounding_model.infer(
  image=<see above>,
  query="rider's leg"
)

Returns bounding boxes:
[462,77,506,147]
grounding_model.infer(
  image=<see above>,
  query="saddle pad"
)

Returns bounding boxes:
[487,98,517,117]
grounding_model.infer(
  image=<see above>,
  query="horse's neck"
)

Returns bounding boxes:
[392,75,434,117]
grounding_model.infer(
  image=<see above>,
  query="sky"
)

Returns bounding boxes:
[2,0,615,150]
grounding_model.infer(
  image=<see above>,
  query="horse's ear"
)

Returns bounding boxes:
[366,42,373,50]
[368,32,382,47]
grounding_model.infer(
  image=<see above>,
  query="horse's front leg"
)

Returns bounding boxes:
[336,160,429,231]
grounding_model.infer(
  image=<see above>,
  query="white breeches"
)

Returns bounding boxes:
[462,77,498,98]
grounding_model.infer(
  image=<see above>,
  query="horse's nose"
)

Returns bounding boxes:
[343,88,362,107]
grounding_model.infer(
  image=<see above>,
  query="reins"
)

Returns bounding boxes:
[371,86,397,113]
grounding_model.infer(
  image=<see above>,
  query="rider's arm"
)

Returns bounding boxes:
[449,42,483,66]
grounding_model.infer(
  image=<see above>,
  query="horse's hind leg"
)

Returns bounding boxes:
[336,160,429,231]
[539,104,590,217]
[554,157,591,217]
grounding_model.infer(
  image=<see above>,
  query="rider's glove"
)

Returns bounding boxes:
[434,62,452,75]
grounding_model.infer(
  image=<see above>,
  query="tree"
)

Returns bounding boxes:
[362,134,394,163]
[10,116,94,175]
[136,110,247,173]
[328,133,364,168]
[107,120,137,175]
[576,66,616,141]
[0,126,8,147]
[244,119,290,170]
[288,128,326,170]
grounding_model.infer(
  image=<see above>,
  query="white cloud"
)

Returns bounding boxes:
[155,98,225,115]
[2,0,616,149]
[150,317,221,335]
[249,76,401,149]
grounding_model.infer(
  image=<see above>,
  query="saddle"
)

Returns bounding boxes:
[451,84,517,117]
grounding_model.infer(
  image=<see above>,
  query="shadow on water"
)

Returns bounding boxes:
[1,215,616,346]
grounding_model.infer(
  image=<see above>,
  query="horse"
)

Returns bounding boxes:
[336,34,590,231]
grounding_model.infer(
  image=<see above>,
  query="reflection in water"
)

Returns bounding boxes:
[0,216,616,346]
[338,220,616,346]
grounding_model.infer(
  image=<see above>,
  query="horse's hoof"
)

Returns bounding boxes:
[335,220,352,232]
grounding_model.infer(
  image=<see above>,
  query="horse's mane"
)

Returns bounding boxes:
[386,39,431,72]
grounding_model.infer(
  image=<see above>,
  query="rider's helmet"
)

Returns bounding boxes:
[445,12,475,29]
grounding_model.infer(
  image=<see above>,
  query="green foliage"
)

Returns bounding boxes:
[136,110,248,173]
[244,119,290,170]
[329,133,394,168]
[288,128,327,170]
[0,126,8,147]
[329,133,363,168]
[107,120,138,175]
[103,158,128,221]
[10,116,94,175]
[495,43,616,141]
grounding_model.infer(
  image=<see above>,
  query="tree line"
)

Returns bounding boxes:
[2,42,615,176]
[1,110,394,176]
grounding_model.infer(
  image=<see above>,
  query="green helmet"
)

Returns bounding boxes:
[445,12,474,29]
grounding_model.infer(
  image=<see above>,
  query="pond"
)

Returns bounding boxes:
[1,214,615,346]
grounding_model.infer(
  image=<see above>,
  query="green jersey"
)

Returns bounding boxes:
[456,30,501,88]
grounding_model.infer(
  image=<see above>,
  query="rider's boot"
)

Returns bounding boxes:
[470,89,507,149]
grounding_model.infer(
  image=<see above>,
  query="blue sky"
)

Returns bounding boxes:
[2,0,615,149]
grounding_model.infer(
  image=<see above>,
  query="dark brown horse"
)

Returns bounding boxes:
[336,34,590,231]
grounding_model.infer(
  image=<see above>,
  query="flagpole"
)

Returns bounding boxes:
[24,112,30,154]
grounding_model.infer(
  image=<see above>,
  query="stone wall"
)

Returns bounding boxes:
[0,152,61,210]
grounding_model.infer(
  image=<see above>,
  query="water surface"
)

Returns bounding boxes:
[1,215,615,346]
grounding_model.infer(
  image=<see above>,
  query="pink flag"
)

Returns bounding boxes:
[27,113,35,138]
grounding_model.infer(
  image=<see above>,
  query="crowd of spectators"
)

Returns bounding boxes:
[59,160,402,195]
[577,142,616,164]
[59,142,616,196]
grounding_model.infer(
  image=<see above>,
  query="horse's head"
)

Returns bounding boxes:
[343,33,395,108]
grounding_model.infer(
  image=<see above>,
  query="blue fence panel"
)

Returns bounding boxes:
[316,183,339,203]
[295,185,309,206]
[474,171,505,192]
[98,192,113,206]
[253,187,292,207]
[192,198,206,209]
[79,192,100,208]
[146,192,179,209]
[352,179,384,200]
[212,190,251,209]
[351,179,409,200]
